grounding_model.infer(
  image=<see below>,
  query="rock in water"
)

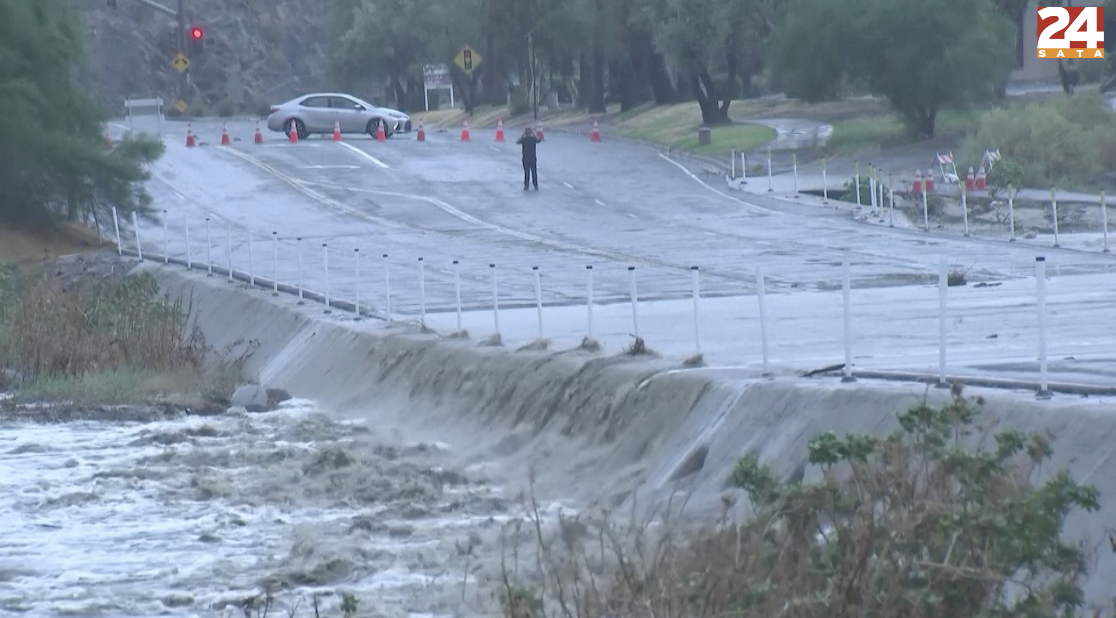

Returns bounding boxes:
[231,384,268,412]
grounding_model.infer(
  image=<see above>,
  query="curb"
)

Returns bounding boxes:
[810,368,1116,398]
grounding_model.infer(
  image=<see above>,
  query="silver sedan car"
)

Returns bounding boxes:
[266,93,401,140]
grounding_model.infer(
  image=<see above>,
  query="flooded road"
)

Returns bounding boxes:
[0,399,559,617]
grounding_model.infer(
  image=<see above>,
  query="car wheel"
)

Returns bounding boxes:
[367,118,394,139]
[284,118,308,140]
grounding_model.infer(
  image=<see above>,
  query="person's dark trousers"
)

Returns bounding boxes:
[523,158,538,189]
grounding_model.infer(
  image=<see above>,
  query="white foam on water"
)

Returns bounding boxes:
[0,398,548,617]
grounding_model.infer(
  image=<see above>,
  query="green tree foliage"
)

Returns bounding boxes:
[729,390,1100,617]
[767,0,1016,139]
[0,0,163,229]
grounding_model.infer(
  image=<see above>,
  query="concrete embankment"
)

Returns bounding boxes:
[146,263,1116,604]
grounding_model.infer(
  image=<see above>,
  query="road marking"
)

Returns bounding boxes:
[337,141,389,169]
[627,213,637,219]
[657,153,779,216]
[489,146,500,152]
[175,192,187,201]
[595,199,606,206]
[301,165,361,169]
[563,182,575,189]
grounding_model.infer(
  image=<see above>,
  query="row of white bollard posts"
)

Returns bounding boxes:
[104,211,1066,396]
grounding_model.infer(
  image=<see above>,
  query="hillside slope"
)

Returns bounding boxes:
[76,0,333,114]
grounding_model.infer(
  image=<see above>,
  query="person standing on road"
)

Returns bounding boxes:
[516,126,541,190]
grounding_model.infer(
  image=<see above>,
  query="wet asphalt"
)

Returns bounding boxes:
[112,117,1116,316]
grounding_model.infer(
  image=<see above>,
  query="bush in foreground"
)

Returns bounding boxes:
[0,265,241,405]
[962,93,1116,190]
[501,387,1106,618]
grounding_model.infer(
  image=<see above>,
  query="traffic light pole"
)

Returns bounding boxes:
[177,0,189,108]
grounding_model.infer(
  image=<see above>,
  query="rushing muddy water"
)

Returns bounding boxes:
[0,399,569,617]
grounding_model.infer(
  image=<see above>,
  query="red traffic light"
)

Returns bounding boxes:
[190,27,203,40]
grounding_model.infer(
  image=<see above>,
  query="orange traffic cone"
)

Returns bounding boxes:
[461,120,470,141]
[590,118,601,142]
[103,126,113,148]
[288,122,299,143]
[495,118,505,141]
[965,166,975,191]
[220,122,231,146]
[975,164,987,190]
[186,123,196,147]
[375,120,386,142]
[332,120,342,142]
[416,120,425,141]
[913,169,923,193]
[254,122,263,144]
[535,123,544,141]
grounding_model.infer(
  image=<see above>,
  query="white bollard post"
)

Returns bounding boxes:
[296,237,304,303]
[937,258,949,388]
[354,248,361,316]
[185,222,192,269]
[841,260,855,383]
[383,254,392,324]
[271,232,279,296]
[961,186,970,237]
[691,266,701,354]
[822,158,828,204]
[855,160,862,207]
[205,217,213,276]
[1102,190,1110,253]
[1008,185,1017,241]
[418,257,426,327]
[533,266,543,339]
[730,146,736,179]
[888,173,895,227]
[792,153,798,196]
[628,266,640,338]
[741,152,746,181]
[112,206,122,255]
[766,148,773,192]
[869,174,877,213]
[586,265,594,339]
[162,209,169,264]
[877,170,885,214]
[225,222,232,282]
[454,260,462,332]
[247,228,255,287]
[1050,187,1060,248]
[1035,256,1051,399]
[922,183,930,232]
[490,263,500,335]
[323,242,331,314]
[132,210,143,260]
[756,266,770,375]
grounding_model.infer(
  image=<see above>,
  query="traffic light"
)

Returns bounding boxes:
[462,49,473,71]
[186,26,205,55]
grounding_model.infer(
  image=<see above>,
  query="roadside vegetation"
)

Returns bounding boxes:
[499,387,1111,618]
[0,261,242,408]
[0,0,163,231]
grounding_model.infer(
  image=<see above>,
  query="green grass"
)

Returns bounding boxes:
[14,365,241,407]
[825,109,982,155]
[615,116,777,156]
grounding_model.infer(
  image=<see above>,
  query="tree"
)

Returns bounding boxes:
[768,0,1016,139]
[0,0,162,229]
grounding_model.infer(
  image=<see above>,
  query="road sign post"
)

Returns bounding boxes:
[422,63,453,111]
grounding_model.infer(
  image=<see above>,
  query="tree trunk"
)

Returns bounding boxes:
[578,52,591,108]
[693,71,724,125]
[391,75,405,110]
[648,52,675,103]
[718,33,738,121]
[589,41,606,113]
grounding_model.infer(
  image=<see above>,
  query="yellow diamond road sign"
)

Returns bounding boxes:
[174,99,187,113]
[172,52,189,73]
[454,46,481,74]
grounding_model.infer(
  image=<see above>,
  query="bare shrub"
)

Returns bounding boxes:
[1,269,207,379]
[500,388,1107,618]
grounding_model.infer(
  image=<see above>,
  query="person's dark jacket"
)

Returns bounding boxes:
[516,132,540,162]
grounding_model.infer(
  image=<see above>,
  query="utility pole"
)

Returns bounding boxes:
[177,0,188,108]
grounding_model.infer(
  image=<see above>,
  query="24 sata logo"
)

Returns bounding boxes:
[1038,6,1105,58]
